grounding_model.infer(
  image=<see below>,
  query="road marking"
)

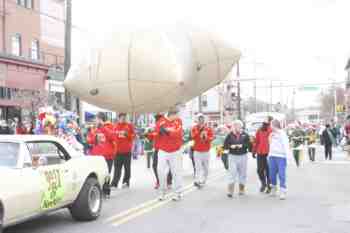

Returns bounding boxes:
[105,171,226,227]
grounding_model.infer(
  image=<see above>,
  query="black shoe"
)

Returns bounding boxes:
[266,186,272,194]
[122,183,130,189]
[103,183,111,199]
[260,185,266,193]
[194,182,202,189]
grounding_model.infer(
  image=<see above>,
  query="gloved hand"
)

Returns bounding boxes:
[160,126,169,136]
[123,131,128,137]
[200,131,207,140]
[252,153,256,159]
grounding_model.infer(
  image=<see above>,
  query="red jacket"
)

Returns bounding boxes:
[155,117,183,153]
[147,130,161,150]
[16,127,27,135]
[191,124,214,152]
[114,122,135,154]
[87,123,116,160]
[253,128,272,156]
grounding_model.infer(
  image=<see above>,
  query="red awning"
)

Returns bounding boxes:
[0,99,31,107]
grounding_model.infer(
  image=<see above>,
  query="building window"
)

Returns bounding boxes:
[0,87,12,100]
[31,39,40,60]
[17,0,33,9]
[17,0,26,7]
[11,34,21,56]
[26,0,33,9]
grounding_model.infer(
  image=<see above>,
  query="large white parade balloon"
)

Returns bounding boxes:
[64,25,241,113]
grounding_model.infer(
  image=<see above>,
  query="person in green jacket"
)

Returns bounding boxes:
[290,124,305,167]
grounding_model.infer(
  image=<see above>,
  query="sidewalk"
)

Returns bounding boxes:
[291,144,350,167]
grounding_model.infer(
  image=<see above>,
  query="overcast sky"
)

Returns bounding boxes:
[71,0,350,108]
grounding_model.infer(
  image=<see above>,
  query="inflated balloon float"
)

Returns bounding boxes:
[64,24,241,113]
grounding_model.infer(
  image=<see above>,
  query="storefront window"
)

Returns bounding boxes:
[17,0,33,9]
[26,0,33,9]
[17,0,25,7]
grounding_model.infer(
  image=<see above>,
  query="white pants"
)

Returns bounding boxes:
[158,150,183,194]
[227,154,248,185]
[194,151,210,183]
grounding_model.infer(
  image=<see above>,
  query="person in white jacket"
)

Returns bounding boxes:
[268,119,290,200]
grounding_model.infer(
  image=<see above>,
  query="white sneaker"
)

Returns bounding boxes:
[158,193,166,201]
[270,186,277,197]
[280,190,287,200]
[172,193,183,202]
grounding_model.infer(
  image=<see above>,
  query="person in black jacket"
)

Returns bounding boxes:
[224,120,252,198]
[322,124,335,160]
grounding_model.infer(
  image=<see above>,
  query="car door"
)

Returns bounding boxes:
[2,143,42,224]
[26,141,76,211]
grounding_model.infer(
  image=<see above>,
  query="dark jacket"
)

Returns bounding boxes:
[224,131,251,155]
[322,129,335,146]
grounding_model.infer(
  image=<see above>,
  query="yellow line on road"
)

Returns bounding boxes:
[105,171,226,227]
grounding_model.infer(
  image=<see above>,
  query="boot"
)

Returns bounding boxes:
[227,183,234,198]
[239,184,245,195]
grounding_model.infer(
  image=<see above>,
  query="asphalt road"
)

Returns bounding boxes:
[5,146,350,233]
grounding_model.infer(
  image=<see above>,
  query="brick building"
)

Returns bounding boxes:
[0,0,64,121]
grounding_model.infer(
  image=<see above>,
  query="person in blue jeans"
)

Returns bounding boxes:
[268,119,290,200]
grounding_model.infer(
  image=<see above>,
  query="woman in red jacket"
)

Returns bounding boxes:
[253,120,272,193]
[111,113,135,189]
[87,113,116,173]
[155,107,183,201]
[191,114,214,188]
[147,114,172,189]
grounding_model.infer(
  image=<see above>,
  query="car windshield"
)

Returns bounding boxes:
[0,142,20,168]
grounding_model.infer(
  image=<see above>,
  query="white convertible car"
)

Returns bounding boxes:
[0,135,109,232]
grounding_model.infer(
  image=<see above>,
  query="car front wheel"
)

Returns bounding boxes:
[69,177,102,221]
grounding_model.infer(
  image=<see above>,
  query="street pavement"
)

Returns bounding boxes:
[5,146,350,233]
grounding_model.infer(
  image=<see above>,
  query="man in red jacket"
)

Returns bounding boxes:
[87,113,116,173]
[155,107,183,201]
[191,114,214,189]
[253,119,272,193]
[147,114,172,189]
[112,113,135,188]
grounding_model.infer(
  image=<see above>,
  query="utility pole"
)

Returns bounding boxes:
[292,88,296,121]
[270,80,273,112]
[219,83,224,125]
[198,95,202,113]
[333,80,337,120]
[2,0,6,52]
[64,0,72,111]
[254,80,257,112]
[280,82,283,112]
[237,61,241,120]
